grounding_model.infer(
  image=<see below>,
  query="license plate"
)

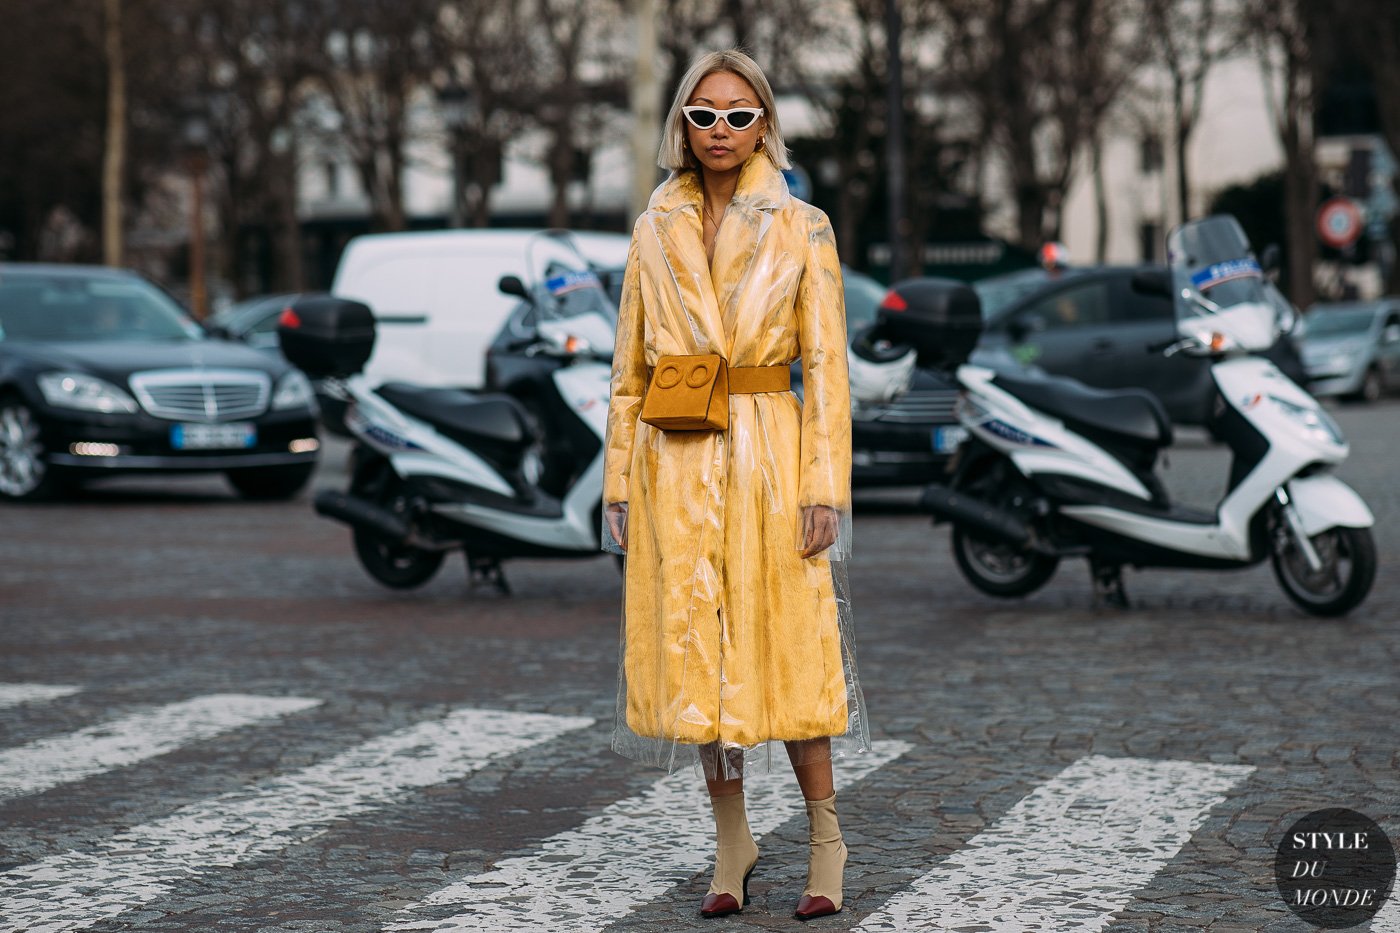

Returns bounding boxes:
[932,425,969,454]
[171,423,257,450]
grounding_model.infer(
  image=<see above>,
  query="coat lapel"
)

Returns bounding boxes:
[711,154,789,353]
[644,153,790,358]
[644,169,726,356]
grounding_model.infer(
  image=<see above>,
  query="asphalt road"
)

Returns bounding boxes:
[1,398,1397,932]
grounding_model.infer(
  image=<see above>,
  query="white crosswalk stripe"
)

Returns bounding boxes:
[854,754,1255,932]
[0,693,322,800]
[386,740,913,933]
[0,683,81,709]
[0,707,594,933]
[0,692,1271,932]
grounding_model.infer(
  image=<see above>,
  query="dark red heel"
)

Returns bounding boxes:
[699,859,757,917]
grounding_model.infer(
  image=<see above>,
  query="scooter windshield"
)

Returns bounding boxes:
[1167,215,1266,311]
[524,230,616,356]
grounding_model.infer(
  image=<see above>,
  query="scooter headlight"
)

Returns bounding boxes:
[1269,394,1345,446]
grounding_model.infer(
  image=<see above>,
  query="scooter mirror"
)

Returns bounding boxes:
[498,275,529,299]
[1260,243,1281,275]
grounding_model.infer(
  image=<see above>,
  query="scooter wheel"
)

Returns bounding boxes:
[1272,524,1376,617]
[348,453,446,590]
[353,528,446,589]
[951,525,1058,598]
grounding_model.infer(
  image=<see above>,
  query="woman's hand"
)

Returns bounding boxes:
[800,504,839,558]
[605,501,628,552]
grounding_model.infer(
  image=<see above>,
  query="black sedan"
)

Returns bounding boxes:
[971,264,1306,425]
[0,263,321,501]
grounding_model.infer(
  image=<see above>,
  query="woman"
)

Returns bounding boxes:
[601,49,871,920]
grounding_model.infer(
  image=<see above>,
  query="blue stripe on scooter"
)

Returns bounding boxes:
[984,419,1056,448]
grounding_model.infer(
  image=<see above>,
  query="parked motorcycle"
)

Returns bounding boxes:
[859,215,1376,616]
[279,230,615,593]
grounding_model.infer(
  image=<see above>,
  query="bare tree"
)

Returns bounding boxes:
[436,0,537,227]
[529,0,627,228]
[1242,0,1330,307]
[102,0,127,266]
[171,1,327,293]
[311,0,438,232]
[933,0,1142,250]
[779,0,889,263]
[1141,0,1235,226]
[776,0,971,270]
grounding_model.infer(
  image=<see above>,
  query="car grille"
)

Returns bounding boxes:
[868,388,959,424]
[129,370,271,422]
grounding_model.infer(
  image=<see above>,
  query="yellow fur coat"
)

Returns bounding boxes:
[603,151,854,748]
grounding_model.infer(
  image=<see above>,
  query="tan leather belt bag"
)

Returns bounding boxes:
[639,354,791,431]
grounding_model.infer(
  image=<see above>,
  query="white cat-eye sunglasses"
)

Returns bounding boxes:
[681,106,765,131]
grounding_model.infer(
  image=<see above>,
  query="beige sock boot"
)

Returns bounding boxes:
[794,792,847,919]
[700,791,760,917]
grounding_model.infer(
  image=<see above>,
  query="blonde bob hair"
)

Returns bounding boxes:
[657,49,791,172]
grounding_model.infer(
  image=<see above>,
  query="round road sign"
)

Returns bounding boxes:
[1317,197,1364,250]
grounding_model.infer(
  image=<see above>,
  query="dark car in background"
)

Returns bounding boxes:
[207,292,327,356]
[0,264,321,501]
[837,267,963,486]
[970,264,1306,426]
[487,263,964,489]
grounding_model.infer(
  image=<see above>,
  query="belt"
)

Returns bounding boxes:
[729,364,791,394]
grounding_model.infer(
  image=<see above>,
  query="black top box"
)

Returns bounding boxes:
[277,295,376,378]
[875,277,983,371]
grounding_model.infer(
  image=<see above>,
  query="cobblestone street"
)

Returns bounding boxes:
[1,400,1397,932]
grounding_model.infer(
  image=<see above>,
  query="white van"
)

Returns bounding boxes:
[331,229,631,388]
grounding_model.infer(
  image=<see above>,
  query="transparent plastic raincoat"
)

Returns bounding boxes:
[601,150,872,781]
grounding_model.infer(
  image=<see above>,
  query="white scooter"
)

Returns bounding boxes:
[885,215,1376,616]
[288,231,614,593]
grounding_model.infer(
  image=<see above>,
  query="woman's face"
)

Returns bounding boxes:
[685,70,768,175]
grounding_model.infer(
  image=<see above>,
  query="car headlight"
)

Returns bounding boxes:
[1269,394,1345,445]
[272,370,317,411]
[36,372,138,414]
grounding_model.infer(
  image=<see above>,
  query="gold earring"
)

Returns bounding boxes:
[757,137,765,150]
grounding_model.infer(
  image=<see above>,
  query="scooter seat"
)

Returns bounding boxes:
[375,382,534,458]
[992,371,1173,448]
